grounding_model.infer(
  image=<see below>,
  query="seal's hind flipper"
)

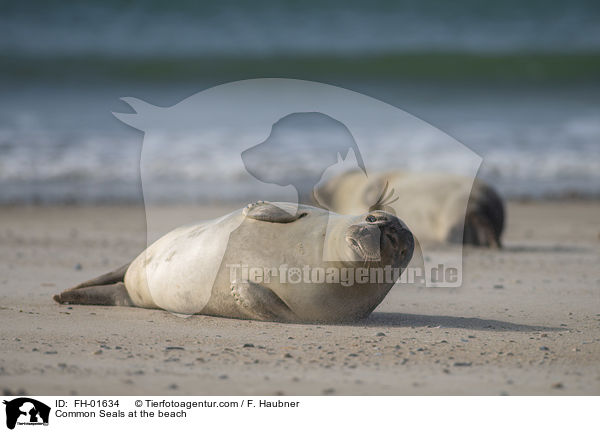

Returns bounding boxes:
[231,281,299,322]
[243,201,306,223]
[70,263,129,289]
[53,282,133,307]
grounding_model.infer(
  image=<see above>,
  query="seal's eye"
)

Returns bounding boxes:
[366,215,377,223]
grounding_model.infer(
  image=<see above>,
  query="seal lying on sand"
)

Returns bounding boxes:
[54,202,414,323]
[315,171,504,247]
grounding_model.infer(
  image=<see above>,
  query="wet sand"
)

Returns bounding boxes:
[0,201,599,395]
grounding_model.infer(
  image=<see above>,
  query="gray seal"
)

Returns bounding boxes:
[315,171,504,247]
[54,202,414,323]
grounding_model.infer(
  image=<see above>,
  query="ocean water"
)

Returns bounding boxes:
[0,0,599,203]
[3,0,600,56]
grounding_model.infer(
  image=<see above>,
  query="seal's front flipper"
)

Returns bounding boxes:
[231,281,299,322]
[53,282,133,307]
[243,201,306,223]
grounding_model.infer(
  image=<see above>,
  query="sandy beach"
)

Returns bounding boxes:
[1,200,599,395]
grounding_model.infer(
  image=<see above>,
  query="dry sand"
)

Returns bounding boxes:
[1,201,599,395]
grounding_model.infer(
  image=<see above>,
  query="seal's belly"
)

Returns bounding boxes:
[124,211,244,314]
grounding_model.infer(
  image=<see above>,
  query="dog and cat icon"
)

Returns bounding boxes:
[3,398,50,430]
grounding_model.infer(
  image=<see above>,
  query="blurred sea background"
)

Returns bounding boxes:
[1,0,599,203]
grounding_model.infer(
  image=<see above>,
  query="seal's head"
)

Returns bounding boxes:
[343,210,414,268]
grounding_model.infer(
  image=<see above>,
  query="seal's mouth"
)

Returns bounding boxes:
[346,236,380,261]
[345,229,382,261]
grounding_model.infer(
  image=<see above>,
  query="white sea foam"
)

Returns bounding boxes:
[1,115,598,203]
[1,80,598,203]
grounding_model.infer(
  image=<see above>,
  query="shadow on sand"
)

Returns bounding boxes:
[361,312,564,332]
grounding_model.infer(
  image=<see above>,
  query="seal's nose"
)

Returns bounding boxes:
[397,228,414,264]
[399,246,408,260]
[380,221,414,265]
